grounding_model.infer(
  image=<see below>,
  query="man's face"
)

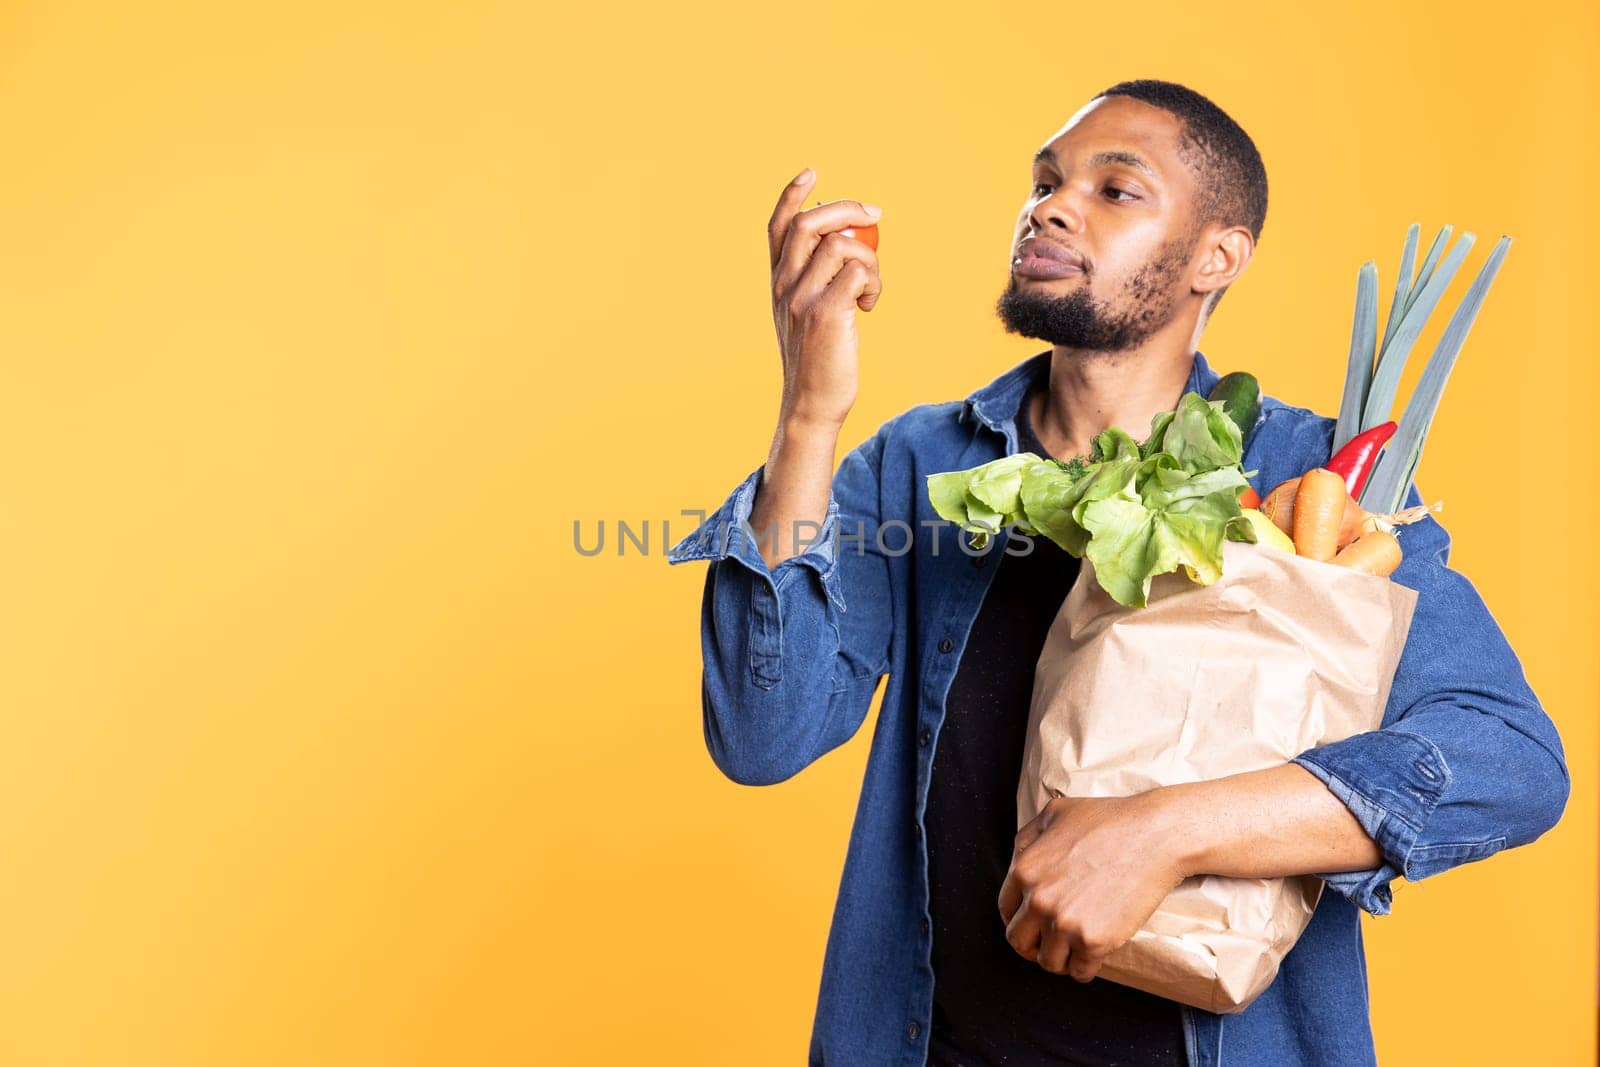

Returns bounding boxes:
[996,95,1205,351]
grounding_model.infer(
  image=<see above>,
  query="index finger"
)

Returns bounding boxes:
[768,167,817,270]
[1005,898,1043,963]
[998,869,1023,925]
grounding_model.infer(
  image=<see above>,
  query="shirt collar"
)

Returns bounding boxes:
[961,349,1221,440]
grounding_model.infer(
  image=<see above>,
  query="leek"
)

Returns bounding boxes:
[1359,228,1475,430]
[1377,223,1421,359]
[1359,235,1512,515]
[1332,261,1379,455]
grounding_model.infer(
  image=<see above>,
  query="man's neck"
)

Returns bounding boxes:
[1029,318,1204,462]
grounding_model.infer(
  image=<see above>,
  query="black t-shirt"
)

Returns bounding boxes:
[924,384,1188,1066]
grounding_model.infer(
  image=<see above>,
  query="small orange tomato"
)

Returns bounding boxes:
[838,223,879,251]
[1239,486,1262,509]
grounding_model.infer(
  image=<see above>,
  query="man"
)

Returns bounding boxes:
[666,80,1569,1066]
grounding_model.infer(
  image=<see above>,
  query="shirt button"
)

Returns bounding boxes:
[914,822,923,840]
[919,729,932,747]
[907,1020,922,1040]
[920,917,930,936]
[938,637,954,654]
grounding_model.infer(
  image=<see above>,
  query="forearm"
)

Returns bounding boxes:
[1152,763,1383,880]
[667,426,894,786]
[747,415,841,572]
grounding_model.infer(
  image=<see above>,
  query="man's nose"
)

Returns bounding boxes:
[1030,190,1084,236]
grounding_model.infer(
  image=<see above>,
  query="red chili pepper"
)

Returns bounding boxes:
[1327,421,1397,498]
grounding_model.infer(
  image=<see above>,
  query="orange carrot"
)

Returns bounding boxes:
[1263,475,1442,550]
[1292,468,1347,561]
[1266,475,1359,542]
[1333,530,1403,576]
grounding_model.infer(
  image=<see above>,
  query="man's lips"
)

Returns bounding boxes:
[1014,256,1083,279]
[1013,237,1086,279]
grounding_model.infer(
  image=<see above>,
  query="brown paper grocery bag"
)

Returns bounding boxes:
[1016,538,1419,1014]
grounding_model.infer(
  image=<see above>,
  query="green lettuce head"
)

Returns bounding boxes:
[926,392,1260,607]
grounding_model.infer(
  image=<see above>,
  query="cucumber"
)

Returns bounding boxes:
[1208,371,1261,444]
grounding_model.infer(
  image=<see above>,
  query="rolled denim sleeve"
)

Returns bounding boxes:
[1291,482,1571,916]
[665,463,847,613]
[666,425,895,786]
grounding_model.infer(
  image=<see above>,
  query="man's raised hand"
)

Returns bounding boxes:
[766,168,883,431]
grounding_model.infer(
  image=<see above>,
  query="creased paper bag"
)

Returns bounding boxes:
[1016,538,1419,1014]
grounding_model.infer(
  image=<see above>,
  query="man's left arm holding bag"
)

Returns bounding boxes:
[1288,484,1571,916]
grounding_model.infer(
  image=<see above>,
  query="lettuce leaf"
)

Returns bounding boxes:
[1021,455,1141,557]
[1153,391,1244,474]
[926,453,1051,547]
[1090,426,1143,463]
[1077,478,1240,606]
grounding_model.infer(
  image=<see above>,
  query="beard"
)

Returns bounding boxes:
[995,233,1195,352]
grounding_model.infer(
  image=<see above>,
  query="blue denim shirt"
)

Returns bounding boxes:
[666,350,1569,1066]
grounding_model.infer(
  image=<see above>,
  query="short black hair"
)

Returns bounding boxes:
[1097,79,1267,315]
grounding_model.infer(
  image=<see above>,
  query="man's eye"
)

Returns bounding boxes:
[1031,183,1054,197]
[1105,187,1138,202]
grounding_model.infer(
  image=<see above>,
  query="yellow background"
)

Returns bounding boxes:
[0,1,1592,1063]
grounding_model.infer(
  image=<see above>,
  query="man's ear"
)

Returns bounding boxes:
[1193,225,1254,297]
